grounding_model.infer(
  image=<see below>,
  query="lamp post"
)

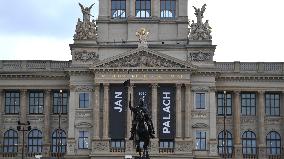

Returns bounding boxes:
[57,89,63,159]
[17,120,31,159]
[223,91,227,159]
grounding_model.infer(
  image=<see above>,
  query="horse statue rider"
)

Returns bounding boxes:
[129,99,155,140]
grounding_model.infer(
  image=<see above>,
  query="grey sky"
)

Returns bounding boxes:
[0,0,283,61]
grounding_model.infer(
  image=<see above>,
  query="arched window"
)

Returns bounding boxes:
[242,131,257,155]
[28,129,43,153]
[51,129,67,153]
[266,131,281,155]
[160,0,176,18]
[3,129,18,153]
[111,0,126,18]
[136,0,151,18]
[218,130,233,156]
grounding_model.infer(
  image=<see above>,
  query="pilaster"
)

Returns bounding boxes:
[43,89,51,157]
[151,83,158,137]
[20,89,27,122]
[102,83,109,139]
[209,88,217,156]
[0,89,3,147]
[93,83,100,140]
[175,84,182,139]
[233,91,242,158]
[185,84,192,139]
[67,87,76,156]
[258,91,266,157]
[126,83,134,139]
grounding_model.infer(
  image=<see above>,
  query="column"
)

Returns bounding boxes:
[126,84,134,138]
[43,90,51,157]
[20,89,27,122]
[99,0,109,18]
[102,83,109,139]
[175,84,182,139]
[209,88,218,156]
[67,87,76,155]
[233,91,242,158]
[185,84,192,139]
[129,0,135,17]
[153,0,160,18]
[257,91,266,156]
[93,84,100,139]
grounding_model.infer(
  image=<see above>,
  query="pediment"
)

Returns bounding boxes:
[93,47,197,70]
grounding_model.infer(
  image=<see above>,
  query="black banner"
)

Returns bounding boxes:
[109,84,127,139]
[134,84,151,109]
[158,85,176,139]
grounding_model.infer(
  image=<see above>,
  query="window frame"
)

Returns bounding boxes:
[195,92,206,109]
[217,130,233,155]
[195,130,207,150]
[135,0,151,18]
[265,93,280,116]
[28,129,43,153]
[79,92,90,108]
[51,129,67,153]
[266,131,281,155]
[160,0,176,18]
[241,93,256,116]
[242,131,257,155]
[111,0,126,18]
[5,91,20,114]
[78,131,89,149]
[217,92,232,116]
[52,91,68,114]
[3,129,18,153]
[29,92,44,114]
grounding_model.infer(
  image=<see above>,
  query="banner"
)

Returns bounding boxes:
[134,84,151,109]
[109,84,127,139]
[158,85,176,139]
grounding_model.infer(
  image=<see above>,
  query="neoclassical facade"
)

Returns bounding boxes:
[0,0,284,159]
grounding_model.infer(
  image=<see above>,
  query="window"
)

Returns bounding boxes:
[51,129,67,153]
[136,0,151,18]
[110,139,125,149]
[242,131,256,155]
[29,92,44,114]
[241,93,256,116]
[79,93,90,108]
[195,131,206,150]
[78,131,89,149]
[53,91,68,114]
[3,129,18,153]
[159,139,174,148]
[5,92,20,114]
[266,131,281,155]
[265,93,280,116]
[28,129,43,153]
[217,92,232,116]
[195,93,205,109]
[111,0,126,18]
[218,130,233,156]
[160,0,176,18]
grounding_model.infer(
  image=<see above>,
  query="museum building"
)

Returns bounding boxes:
[0,0,284,159]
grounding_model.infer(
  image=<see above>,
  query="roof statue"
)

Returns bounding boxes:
[136,28,149,47]
[74,2,98,41]
[188,4,212,40]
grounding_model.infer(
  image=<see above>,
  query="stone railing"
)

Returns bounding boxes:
[215,62,284,74]
[0,60,71,71]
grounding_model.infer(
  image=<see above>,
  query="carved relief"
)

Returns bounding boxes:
[264,117,282,125]
[149,140,159,153]
[191,87,209,92]
[209,143,218,155]
[76,111,92,118]
[92,140,110,152]
[241,116,256,124]
[192,111,208,118]
[188,51,212,62]
[175,141,193,152]
[74,50,99,63]
[75,122,93,128]
[98,51,184,68]
[216,117,233,124]
[192,123,208,128]
[74,85,94,92]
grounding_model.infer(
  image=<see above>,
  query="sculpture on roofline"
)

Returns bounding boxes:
[74,2,98,41]
[188,4,212,40]
[136,28,150,44]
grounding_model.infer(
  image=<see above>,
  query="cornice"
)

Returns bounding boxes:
[217,75,284,82]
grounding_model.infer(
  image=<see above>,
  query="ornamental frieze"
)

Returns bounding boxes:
[192,111,208,118]
[92,140,110,152]
[74,85,94,92]
[99,51,184,68]
[188,51,213,62]
[175,141,193,152]
[216,117,233,124]
[74,50,99,63]
[264,117,282,125]
[76,111,92,118]
[240,116,256,124]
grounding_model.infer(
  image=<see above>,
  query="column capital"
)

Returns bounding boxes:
[209,86,216,92]
[176,83,182,88]
[44,89,52,93]
[233,90,241,95]
[20,89,28,93]
[257,90,266,94]
[103,83,109,87]
[184,83,191,88]
[151,83,158,88]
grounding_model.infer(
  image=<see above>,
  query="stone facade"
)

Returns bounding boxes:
[0,1,284,159]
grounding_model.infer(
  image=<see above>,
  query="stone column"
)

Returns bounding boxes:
[150,83,159,154]
[129,0,135,17]
[233,91,242,158]
[153,0,160,18]
[185,84,192,139]
[175,84,182,139]
[209,88,218,156]
[66,87,76,155]
[102,83,109,139]
[43,90,51,157]
[93,84,100,140]
[20,89,27,122]
[257,91,266,156]
[125,83,134,153]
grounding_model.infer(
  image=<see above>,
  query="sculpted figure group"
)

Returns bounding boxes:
[188,4,212,40]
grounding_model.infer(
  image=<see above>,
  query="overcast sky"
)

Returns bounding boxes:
[0,0,283,62]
